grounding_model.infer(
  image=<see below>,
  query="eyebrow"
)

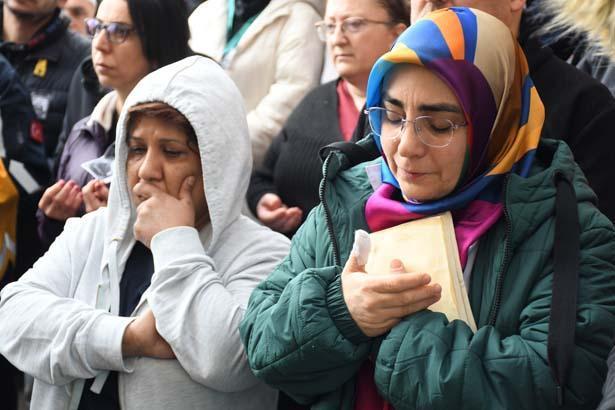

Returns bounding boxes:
[383,92,463,114]
[127,135,188,145]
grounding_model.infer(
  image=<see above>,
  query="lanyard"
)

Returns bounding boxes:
[223,0,260,57]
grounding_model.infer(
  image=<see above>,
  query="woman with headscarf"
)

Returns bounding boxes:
[0,56,289,409]
[37,0,193,247]
[240,7,615,409]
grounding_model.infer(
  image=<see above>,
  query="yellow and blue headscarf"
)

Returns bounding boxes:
[364,7,545,267]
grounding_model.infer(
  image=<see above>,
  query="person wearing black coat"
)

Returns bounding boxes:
[0,3,90,164]
[247,80,368,227]
[519,17,615,223]
[0,51,49,410]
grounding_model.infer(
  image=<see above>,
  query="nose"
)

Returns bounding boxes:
[92,27,111,52]
[330,22,348,46]
[397,120,427,158]
[137,149,163,183]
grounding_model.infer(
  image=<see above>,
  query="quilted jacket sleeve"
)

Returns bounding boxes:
[240,205,372,405]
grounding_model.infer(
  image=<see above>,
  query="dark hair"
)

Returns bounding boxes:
[126,0,193,69]
[376,0,410,25]
[127,102,198,151]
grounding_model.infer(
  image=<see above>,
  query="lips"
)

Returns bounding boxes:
[94,62,113,72]
[397,167,429,181]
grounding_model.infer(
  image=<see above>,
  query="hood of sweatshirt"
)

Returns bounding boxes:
[105,55,251,254]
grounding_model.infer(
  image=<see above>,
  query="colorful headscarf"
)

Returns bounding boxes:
[364,7,545,267]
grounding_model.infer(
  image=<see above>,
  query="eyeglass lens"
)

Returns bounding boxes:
[85,19,131,44]
[367,108,455,147]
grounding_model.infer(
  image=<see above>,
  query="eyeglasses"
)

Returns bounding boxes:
[315,17,394,42]
[365,107,467,148]
[85,18,135,44]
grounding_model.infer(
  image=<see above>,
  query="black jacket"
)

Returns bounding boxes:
[0,53,49,285]
[0,7,90,162]
[520,28,615,223]
[247,79,369,222]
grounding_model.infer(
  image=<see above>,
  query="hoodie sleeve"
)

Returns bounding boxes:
[247,2,323,167]
[0,213,135,385]
[147,224,290,392]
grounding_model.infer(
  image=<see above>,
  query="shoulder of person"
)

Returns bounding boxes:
[286,81,337,122]
[213,216,291,269]
[535,48,615,106]
[65,115,96,143]
[61,206,109,248]
[225,216,291,251]
[263,0,323,20]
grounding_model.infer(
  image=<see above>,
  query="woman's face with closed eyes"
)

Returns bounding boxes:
[380,64,468,202]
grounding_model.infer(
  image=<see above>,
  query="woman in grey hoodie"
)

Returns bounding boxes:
[0,56,289,409]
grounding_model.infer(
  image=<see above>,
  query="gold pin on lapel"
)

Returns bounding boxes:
[33,59,48,78]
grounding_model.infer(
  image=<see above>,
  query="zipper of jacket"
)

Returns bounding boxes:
[487,175,512,327]
[319,153,341,267]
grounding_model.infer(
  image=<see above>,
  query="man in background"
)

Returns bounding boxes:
[62,0,96,35]
[0,0,90,165]
[0,0,90,282]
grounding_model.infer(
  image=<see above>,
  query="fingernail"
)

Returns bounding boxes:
[390,259,402,270]
[421,274,431,284]
[433,284,442,293]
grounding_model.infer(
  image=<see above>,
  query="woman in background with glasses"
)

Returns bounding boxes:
[37,0,192,247]
[247,0,408,236]
[240,7,615,408]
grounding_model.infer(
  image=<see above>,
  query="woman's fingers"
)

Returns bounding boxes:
[40,180,83,220]
[83,182,103,213]
[54,180,78,204]
[369,272,432,293]
[38,180,65,209]
[278,210,303,233]
[377,283,442,311]
[259,206,288,225]
[258,193,283,211]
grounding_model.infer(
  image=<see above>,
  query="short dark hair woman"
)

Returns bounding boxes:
[38,0,193,247]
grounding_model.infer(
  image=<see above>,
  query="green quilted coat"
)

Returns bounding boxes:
[240,139,615,409]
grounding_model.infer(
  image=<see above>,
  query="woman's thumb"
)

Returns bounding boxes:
[344,251,366,275]
[180,176,196,201]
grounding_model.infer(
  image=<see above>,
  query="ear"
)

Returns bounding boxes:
[392,22,408,38]
[57,0,68,8]
[510,0,526,13]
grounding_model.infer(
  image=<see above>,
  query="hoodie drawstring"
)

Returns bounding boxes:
[90,239,121,394]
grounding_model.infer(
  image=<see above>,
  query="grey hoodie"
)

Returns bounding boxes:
[0,56,290,409]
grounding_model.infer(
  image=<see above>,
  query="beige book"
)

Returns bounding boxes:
[361,212,477,332]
